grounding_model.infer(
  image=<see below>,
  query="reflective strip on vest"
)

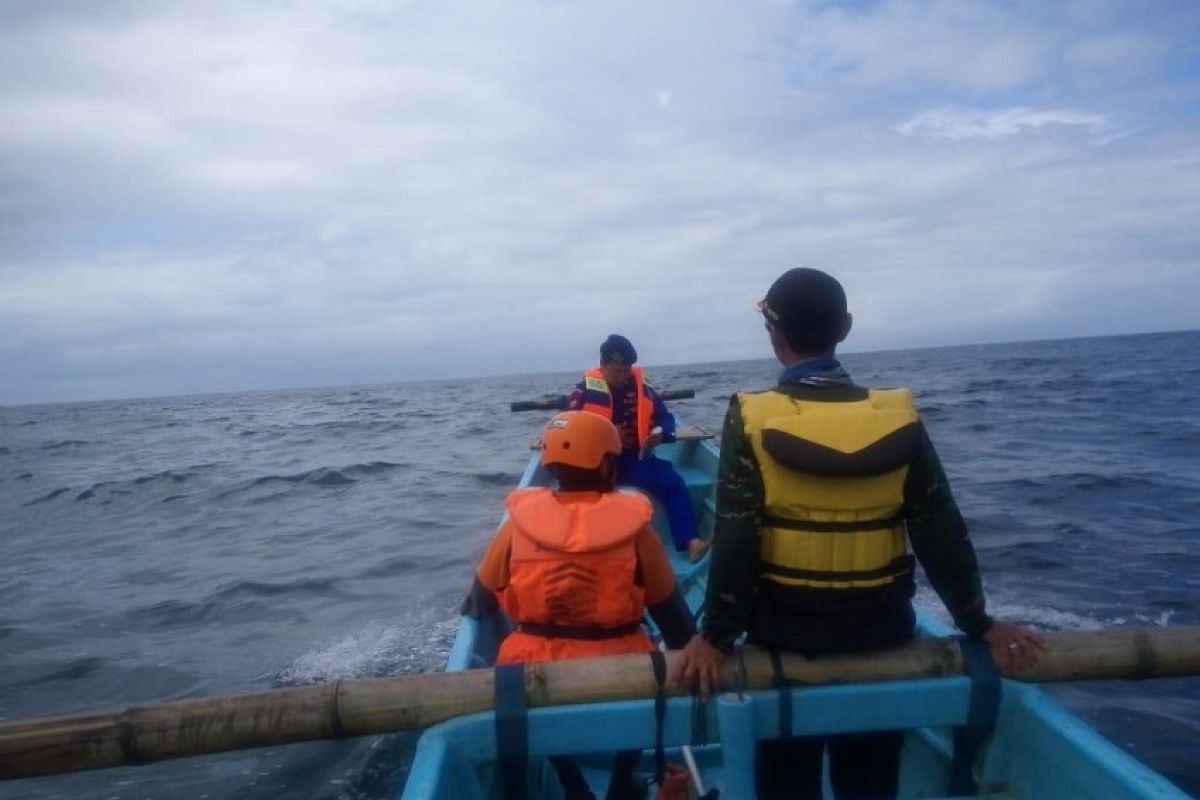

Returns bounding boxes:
[739,388,919,590]
[581,366,653,447]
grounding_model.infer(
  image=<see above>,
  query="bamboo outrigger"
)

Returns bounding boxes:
[1,629,1198,781]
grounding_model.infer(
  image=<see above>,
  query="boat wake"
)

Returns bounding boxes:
[275,614,459,686]
[916,592,1177,632]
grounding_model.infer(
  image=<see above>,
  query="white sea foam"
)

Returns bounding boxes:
[917,590,1177,632]
[277,613,459,685]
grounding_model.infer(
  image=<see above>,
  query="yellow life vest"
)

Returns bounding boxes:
[738,388,922,590]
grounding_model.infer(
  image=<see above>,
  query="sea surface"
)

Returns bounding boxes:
[2,330,1198,799]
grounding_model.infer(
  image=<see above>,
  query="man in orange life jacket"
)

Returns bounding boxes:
[569,334,709,562]
[462,411,694,800]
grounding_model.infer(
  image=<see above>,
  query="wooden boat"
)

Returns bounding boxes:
[399,424,1194,799]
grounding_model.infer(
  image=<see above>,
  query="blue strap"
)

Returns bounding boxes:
[494,662,527,799]
[768,649,792,739]
[950,637,1001,795]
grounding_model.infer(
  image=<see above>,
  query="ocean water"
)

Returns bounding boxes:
[2,330,1198,799]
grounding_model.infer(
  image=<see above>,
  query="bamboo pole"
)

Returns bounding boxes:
[2,626,1197,781]
[510,389,695,412]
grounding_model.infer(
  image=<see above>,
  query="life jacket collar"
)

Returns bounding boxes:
[762,417,922,476]
[506,488,651,553]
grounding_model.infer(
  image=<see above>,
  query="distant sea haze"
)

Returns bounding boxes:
[1,329,1197,798]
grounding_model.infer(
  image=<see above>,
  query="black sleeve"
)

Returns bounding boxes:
[460,575,500,619]
[646,586,696,648]
[904,423,993,638]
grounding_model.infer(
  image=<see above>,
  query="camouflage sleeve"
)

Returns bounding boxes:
[904,424,993,638]
[701,395,765,651]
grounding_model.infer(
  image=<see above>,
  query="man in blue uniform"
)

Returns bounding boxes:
[569,334,709,561]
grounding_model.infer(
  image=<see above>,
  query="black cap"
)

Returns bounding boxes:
[759,268,848,350]
[600,334,638,364]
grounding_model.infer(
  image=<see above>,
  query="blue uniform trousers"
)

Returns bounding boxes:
[614,453,696,551]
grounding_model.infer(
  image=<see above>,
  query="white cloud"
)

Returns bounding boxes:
[782,1,1050,92]
[897,107,1108,141]
[1,1,1198,403]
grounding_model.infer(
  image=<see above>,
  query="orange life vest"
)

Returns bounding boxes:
[496,487,655,664]
[581,366,655,448]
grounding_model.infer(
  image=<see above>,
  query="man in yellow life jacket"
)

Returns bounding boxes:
[672,268,1045,800]
[462,411,694,800]
[568,334,709,562]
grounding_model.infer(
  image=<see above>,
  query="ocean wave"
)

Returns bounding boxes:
[121,568,178,586]
[71,465,221,502]
[354,556,426,579]
[309,419,410,435]
[348,461,409,476]
[23,486,72,506]
[472,471,518,487]
[984,473,1163,494]
[916,595,1107,632]
[75,482,118,501]
[274,615,458,686]
[1151,425,1200,445]
[40,439,91,450]
[962,378,1017,392]
[123,596,309,629]
[989,356,1061,370]
[211,577,351,601]
[215,462,409,498]
[1059,472,1159,491]
[133,469,193,485]
[19,656,106,685]
[958,597,1178,632]
[222,468,354,495]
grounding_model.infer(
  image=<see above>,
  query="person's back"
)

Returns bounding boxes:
[493,484,663,663]
[674,268,1044,800]
[734,381,926,655]
[463,411,693,799]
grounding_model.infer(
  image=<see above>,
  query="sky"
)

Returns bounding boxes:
[2,1,1199,405]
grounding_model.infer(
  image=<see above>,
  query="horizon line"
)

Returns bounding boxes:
[4,326,1196,409]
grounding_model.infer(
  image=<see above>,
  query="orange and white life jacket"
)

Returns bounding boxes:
[580,366,655,448]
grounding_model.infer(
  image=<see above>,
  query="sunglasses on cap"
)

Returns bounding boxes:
[756,298,782,330]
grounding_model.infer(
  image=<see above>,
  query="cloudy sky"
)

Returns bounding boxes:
[2,1,1198,404]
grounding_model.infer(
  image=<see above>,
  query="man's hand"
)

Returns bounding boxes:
[670,634,725,698]
[982,620,1046,673]
[643,430,664,450]
[619,428,638,449]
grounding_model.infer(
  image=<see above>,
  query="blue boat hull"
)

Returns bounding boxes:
[401,431,1192,799]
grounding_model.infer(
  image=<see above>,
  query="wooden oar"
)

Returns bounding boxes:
[2,626,1197,781]
[511,389,695,412]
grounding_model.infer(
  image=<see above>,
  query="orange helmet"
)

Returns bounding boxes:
[540,411,621,471]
